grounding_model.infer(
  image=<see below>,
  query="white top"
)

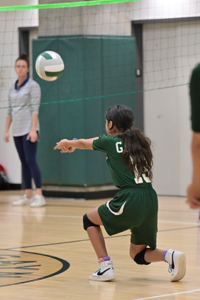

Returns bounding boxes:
[7,78,41,137]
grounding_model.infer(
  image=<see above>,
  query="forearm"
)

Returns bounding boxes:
[59,137,97,150]
[191,133,200,196]
[5,116,12,133]
[69,138,98,150]
[31,113,38,131]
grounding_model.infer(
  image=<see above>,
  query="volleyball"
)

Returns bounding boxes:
[35,51,64,81]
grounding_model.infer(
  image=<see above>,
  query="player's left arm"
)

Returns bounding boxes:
[27,82,41,143]
[54,137,98,153]
[186,132,200,208]
[27,113,38,142]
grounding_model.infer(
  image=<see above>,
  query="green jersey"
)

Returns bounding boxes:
[190,63,200,132]
[93,134,152,189]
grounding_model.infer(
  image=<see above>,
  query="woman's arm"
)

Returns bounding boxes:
[27,81,41,142]
[27,113,38,142]
[186,132,200,208]
[54,137,98,152]
[4,116,12,142]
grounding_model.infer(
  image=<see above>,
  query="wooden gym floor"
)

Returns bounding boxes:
[0,190,200,300]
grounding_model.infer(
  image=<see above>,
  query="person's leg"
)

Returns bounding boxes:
[130,243,165,262]
[22,135,42,191]
[13,136,33,204]
[23,135,46,207]
[86,207,108,258]
[84,207,115,281]
[145,248,166,262]
[130,243,186,282]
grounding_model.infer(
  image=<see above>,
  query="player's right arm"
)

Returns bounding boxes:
[54,137,98,152]
[4,116,12,142]
[187,132,200,208]
[187,64,200,208]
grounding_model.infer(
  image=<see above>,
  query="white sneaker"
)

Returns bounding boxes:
[165,249,186,282]
[13,195,33,206]
[30,195,46,207]
[89,260,116,282]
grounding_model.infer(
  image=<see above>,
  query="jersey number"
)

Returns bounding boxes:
[134,173,151,184]
[115,142,151,184]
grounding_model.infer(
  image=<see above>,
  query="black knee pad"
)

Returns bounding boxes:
[83,214,100,231]
[134,248,151,265]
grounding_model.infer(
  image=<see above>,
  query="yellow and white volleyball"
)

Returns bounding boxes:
[35,51,64,81]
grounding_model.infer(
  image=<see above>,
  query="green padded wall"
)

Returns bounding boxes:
[32,35,135,186]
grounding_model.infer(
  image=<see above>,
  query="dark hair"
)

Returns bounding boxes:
[15,54,29,67]
[105,105,153,180]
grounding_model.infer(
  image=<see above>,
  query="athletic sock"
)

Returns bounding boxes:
[164,249,174,264]
[98,256,110,263]
[162,250,168,262]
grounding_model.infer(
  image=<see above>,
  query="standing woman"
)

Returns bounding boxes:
[3,54,46,207]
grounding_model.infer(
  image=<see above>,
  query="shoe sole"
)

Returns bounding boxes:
[30,203,46,207]
[171,253,186,282]
[89,275,116,282]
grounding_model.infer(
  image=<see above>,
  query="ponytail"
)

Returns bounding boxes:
[118,128,153,180]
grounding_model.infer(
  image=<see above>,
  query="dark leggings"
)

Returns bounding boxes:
[14,134,42,189]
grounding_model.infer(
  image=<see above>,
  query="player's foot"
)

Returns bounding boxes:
[165,249,186,282]
[89,260,115,282]
[12,194,33,206]
[30,194,46,207]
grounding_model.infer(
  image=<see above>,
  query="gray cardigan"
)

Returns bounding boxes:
[7,78,41,137]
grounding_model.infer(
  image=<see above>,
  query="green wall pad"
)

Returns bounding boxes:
[33,35,135,186]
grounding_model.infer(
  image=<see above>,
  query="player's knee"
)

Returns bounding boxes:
[83,213,100,231]
[133,248,151,265]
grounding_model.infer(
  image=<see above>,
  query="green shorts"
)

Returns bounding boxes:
[98,187,158,249]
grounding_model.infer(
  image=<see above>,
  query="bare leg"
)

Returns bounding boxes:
[87,209,116,281]
[130,243,186,282]
[25,189,32,198]
[25,188,43,198]
[36,188,43,196]
[87,207,108,259]
[145,248,164,262]
[130,243,165,262]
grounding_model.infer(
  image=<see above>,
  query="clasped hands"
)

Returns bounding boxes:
[54,139,76,153]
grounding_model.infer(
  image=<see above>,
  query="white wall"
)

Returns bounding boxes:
[143,20,200,195]
[131,0,200,20]
[39,0,132,36]
[0,0,38,184]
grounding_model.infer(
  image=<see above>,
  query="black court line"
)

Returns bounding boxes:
[0,250,70,287]
[4,225,200,251]
[159,209,197,213]
[0,202,197,213]
[159,225,200,232]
